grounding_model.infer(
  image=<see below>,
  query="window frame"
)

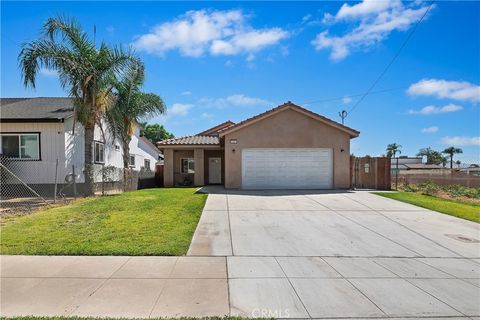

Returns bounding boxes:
[0,132,41,161]
[181,158,195,174]
[144,159,151,170]
[93,141,105,164]
[129,154,136,167]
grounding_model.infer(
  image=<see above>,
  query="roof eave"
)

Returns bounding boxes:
[157,144,222,149]
[0,118,65,123]
[219,104,360,138]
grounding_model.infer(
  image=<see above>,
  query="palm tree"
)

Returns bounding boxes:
[455,160,461,168]
[417,147,447,165]
[19,16,139,195]
[442,147,463,169]
[106,63,166,189]
[386,143,402,158]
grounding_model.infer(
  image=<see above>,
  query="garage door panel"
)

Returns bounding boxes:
[242,148,333,189]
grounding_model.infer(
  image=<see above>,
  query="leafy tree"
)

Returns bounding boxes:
[106,63,166,184]
[386,143,402,158]
[442,146,463,169]
[141,124,174,143]
[19,16,138,195]
[417,147,447,166]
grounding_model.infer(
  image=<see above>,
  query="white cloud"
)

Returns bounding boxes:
[421,126,439,133]
[312,0,433,61]
[132,9,288,58]
[199,94,271,109]
[408,79,480,103]
[201,112,214,120]
[440,136,480,147]
[336,0,393,20]
[302,14,312,23]
[181,91,192,96]
[39,68,57,77]
[408,103,463,115]
[342,96,352,104]
[169,103,193,116]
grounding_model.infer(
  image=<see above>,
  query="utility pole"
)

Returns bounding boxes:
[339,110,348,125]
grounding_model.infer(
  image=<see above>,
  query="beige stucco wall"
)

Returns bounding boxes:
[194,148,204,186]
[223,108,353,189]
[163,149,174,187]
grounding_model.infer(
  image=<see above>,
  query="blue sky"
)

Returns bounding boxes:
[2,1,479,163]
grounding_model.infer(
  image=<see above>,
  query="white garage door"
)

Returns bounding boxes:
[242,148,333,189]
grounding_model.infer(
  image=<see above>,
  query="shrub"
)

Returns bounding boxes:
[418,181,440,196]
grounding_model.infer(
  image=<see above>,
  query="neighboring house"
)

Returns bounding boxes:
[0,97,160,195]
[390,157,423,172]
[158,101,359,189]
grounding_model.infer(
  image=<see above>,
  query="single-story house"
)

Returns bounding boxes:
[0,97,161,195]
[158,101,359,189]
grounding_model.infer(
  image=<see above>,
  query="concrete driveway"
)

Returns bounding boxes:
[186,188,480,318]
[2,189,479,318]
[188,189,479,258]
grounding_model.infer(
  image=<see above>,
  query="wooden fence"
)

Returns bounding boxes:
[351,157,391,190]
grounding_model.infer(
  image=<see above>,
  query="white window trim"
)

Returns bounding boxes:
[94,141,105,164]
[144,159,151,169]
[129,154,136,167]
[181,158,195,174]
[0,133,40,160]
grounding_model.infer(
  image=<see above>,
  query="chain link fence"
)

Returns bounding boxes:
[1,155,157,214]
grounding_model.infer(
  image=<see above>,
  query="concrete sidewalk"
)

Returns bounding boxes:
[2,255,479,318]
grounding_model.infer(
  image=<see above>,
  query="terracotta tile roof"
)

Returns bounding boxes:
[218,101,360,137]
[157,135,220,146]
[197,121,235,136]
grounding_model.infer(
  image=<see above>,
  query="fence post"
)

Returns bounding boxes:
[54,158,59,203]
[72,165,77,200]
[102,164,105,196]
[395,157,399,190]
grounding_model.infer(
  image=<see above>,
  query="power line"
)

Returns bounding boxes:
[298,86,404,106]
[347,0,435,116]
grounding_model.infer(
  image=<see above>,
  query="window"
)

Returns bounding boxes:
[94,141,105,163]
[181,158,195,174]
[0,133,40,160]
[144,159,151,169]
[129,154,135,167]
[364,163,370,173]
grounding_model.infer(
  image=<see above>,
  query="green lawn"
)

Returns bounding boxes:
[373,191,480,223]
[0,188,207,256]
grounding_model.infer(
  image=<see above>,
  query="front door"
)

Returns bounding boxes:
[208,157,222,184]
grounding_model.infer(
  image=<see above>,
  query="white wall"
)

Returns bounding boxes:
[1,122,66,184]
[64,117,85,182]
[128,127,159,171]
[3,119,160,185]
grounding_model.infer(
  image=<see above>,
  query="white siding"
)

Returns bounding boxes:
[128,127,159,171]
[3,119,159,185]
[64,117,85,182]
[1,122,66,184]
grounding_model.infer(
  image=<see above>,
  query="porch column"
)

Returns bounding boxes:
[194,148,204,186]
[163,149,174,187]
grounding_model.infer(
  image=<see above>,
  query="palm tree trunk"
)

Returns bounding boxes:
[83,117,95,196]
[122,137,131,191]
[450,154,453,169]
